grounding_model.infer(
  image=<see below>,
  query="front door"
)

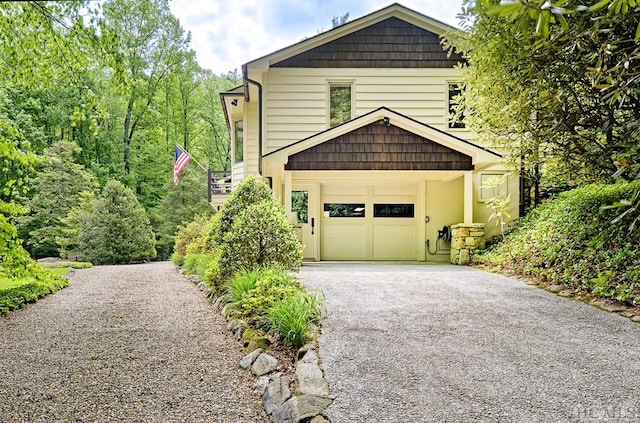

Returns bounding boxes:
[291,183,318,261]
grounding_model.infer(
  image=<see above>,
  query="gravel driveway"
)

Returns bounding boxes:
[301,263,640,423]
[0,262,266,423]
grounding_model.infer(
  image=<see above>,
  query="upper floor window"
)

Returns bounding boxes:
[329,83,352,127]
[234,120,243,163]
[448,83,466,129]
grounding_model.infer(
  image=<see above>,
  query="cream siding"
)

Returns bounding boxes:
[263,68,473,153]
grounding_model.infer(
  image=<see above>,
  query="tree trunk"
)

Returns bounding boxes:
[123,93,135,174]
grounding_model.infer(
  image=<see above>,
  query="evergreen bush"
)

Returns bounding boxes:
[205,176,273,249]
[219,199,303,280]
[78,180,157,265]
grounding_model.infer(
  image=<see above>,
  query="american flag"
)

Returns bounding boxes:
[173,144,191,185]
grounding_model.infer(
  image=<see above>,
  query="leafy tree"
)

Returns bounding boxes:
[152,166,212,260]
[78,179,156,264]
[18,141,98,258]
[99,0,190,175]
[445,0,640,192]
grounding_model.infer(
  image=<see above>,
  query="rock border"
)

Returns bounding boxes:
[184,272,333,423]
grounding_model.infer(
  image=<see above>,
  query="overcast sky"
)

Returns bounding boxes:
[169,0,464,75]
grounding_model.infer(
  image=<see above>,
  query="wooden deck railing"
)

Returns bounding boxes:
[208,170,232,202]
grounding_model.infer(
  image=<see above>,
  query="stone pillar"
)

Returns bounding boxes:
[450,223,486,265]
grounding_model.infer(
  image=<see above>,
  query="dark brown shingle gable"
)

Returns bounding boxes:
[272,17,463,69]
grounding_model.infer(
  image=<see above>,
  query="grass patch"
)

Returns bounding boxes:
[39,261,92,269]
[0,268,68,315]
[476,181,640,304]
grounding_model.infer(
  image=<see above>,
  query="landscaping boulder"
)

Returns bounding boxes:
[251,352,278,376]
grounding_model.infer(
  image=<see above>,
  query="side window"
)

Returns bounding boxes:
[329,83,352,127]
[448,83,465,129]
[234,120,243,163]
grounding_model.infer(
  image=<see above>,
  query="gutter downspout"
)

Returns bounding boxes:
[243,67,263,176]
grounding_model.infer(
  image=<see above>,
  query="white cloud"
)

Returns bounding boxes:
[170,0,463,75]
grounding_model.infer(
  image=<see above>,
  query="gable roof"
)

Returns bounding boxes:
[264,107,501,168]
[243,3,460,71]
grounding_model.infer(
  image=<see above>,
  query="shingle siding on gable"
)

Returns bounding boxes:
[284,122,473,171]
[272,18,464,69]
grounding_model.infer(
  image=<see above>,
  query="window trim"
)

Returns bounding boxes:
[327,80,354,128]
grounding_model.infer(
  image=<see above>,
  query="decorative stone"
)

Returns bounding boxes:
[251,353,278,376]
[450,223,486,265]
[591,299,629,313]
[240,348,263,370]
[297,342,318,360]
[309,416,330,423]
[631,315,640,323]
[271,395,333,423]
[254,375,270,395]
[458,249,470,265]
[263,375,292,415]
[546,285,564,294]
[296,362,329,396]
[300,350,319,364]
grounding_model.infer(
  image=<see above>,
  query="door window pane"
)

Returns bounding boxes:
[323,203,365,217]
[291,191,308,223]
[374,204,415,218]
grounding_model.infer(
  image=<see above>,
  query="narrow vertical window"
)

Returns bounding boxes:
[234,120,243,163]
[291,190,308,223]
[448,83,465,129]
[329,83,352,127]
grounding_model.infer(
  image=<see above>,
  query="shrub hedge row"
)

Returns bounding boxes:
[173,177,320,347]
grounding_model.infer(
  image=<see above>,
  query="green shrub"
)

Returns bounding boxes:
[478,181,640,304]
[226,268,262,303]
[0,270,68,315]
[228,267,301,323]
[205,176,273,249]
[183,253,214,277]
[219,199,303,281]
[78,180,156,265]
[266,292,324,347]
[172,214,214,265]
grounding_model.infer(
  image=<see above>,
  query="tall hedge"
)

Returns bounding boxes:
[78,180,157,265]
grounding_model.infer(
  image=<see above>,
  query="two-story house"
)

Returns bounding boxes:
[219,3,518,262]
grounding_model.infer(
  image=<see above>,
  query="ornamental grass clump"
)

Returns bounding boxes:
[266,292,325,348]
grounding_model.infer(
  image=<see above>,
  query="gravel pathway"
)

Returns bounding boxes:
[301,262,640,423]
[0,262,267,423]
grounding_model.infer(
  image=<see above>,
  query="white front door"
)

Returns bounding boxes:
[291,183,319,261]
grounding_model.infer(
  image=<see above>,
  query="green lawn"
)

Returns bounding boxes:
[0,267,70,315]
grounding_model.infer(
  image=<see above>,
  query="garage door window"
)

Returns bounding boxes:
[374,204,414,218]
[323,203,365,217]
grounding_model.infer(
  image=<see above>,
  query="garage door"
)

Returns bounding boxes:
[321,184,418,260]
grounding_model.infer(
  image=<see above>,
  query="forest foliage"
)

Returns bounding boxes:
[0,0,241,265]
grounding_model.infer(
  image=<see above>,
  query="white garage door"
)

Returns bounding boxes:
[321,184,418,260]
